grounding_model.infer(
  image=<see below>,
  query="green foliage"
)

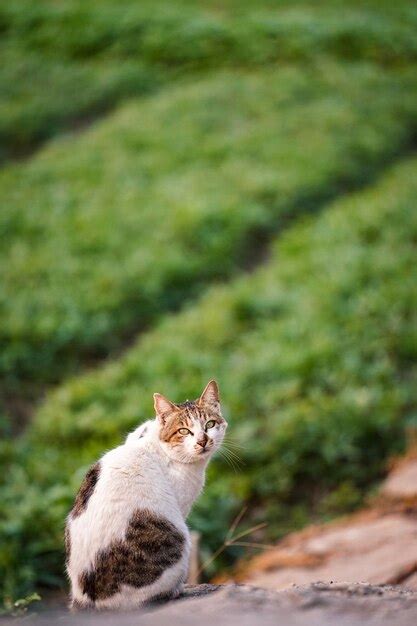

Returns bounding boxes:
[0,592,41,617]
[1,0,417,158]
[3,157,417,597]
[2,64,417,404]
[2,0,417,606]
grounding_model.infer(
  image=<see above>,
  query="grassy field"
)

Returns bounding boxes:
[1,0,417,160]
[2,155,416,597]
[1,0,417,609]
[2,64,417,426]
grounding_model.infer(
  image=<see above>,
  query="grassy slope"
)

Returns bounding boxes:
[2,64,417,415]
[1,0,417,159]
[3,155,416,597]
[2,0,417,604]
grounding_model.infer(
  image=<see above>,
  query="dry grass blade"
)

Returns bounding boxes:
[232,541,276,549]
[197,506,269,577]
[226,505,248,541]
[229,522,267,543]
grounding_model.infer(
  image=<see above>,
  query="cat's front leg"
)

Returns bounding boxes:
[171,581,184,599]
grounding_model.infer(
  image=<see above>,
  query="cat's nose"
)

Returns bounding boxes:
[196,433,208,449]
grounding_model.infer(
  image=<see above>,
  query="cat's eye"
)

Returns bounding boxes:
[205,420,216,430]
[178,428,191,436]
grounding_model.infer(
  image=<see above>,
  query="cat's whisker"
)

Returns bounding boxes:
[223,437,246,450]
[222,443,246,456]
[222,444,242,456]
[223,448,244,465]
[221,445,244,464]
[222,441,245,454]
[223,435,243,442]
[220,445,240,459]
[217,450,240,473]
[218,449,244,473]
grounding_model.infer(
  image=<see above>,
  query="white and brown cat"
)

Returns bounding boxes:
[65,380,227,610]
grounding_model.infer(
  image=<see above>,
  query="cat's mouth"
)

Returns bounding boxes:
[195,446,211,456]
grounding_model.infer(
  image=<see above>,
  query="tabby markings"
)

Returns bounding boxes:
[71,462,101,518]
[79,509,184,601]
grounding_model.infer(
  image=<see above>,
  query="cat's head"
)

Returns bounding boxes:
[153,380,227,463]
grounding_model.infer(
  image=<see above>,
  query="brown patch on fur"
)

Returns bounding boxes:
[79,509,184,602]
[71,461,101,518]
[160,400,224,444]
[65,524,71,564]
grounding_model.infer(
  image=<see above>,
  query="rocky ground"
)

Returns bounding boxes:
[229,454,417,591]
[2,583,417,626]
[4,455,417,625]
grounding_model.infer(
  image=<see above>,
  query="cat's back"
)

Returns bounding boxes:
[99,441,180,518]
[66,442,181,553]
[68,441,181,543]
[66,441,189,609]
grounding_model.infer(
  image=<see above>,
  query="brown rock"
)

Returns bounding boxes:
[381,458,417,501]
[234,457,417,591]
[243,513,417,590]
[404,573,417,590]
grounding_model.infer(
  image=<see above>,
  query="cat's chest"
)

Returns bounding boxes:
[166,463,205,518]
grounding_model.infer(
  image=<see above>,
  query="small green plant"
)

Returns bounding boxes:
[0,593,41,617]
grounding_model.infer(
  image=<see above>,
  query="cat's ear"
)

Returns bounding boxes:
[199,380,220,410]
[153,393,177,423]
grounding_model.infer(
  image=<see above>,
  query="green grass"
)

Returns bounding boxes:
[2,63,417,418]
[3,0,417,607]
[3,154,416,599]
[1,0,417,159]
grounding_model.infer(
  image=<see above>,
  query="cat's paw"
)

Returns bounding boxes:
[173,584,184,599]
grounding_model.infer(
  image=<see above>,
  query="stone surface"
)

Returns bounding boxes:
[242,512,417,590]
[404,573,417,590]
[3,584,417,626]
[4,583,417,626]
[232,457,417,592]
[381,458,417,501]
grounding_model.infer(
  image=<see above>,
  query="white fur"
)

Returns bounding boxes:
[67,413,226,610]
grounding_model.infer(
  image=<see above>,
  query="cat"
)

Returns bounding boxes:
[65,380,227,611]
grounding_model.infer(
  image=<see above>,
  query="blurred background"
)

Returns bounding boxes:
[1,0,417,612]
